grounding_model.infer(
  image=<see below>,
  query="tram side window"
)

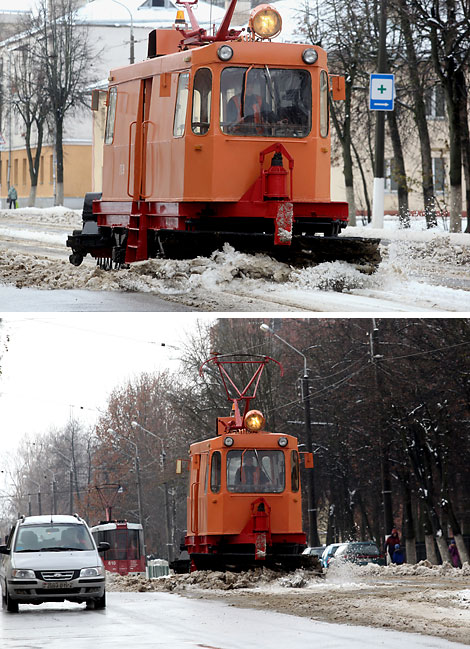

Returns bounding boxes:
[210,451,221,493]
[105,86,117,144]
[173,71,190,137]
[226,450,285,493]
[319,70,329,138]
[192,68,212,135]
[291,450,300,492]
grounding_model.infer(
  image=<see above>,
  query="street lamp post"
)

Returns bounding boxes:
[132,421,172,562]
[260,323,321,547]
[110,0,135,64]
[28,480,42,516]
[107,429,146,557]
[55,449,74,515]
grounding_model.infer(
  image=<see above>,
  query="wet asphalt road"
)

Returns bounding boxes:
[0,286,195,312]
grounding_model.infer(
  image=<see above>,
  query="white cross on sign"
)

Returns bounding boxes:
[369,74,395,111]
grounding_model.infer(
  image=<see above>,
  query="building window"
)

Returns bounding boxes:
[425,85,445,119]
[49,155,54,184]
[22,158,27,185]
[385,158,399,192]
[173,71,189,137]
[40,156,44,185]
[14,159,18,186]
[433,157,445,193]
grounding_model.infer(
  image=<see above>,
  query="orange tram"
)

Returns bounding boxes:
[179,354,314,571]
[67,0,380,270]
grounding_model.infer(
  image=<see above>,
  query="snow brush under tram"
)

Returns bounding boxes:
[175,354,319,572]
[67,0,381,271]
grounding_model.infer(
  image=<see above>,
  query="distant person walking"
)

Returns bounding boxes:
[448,539,461,568]
[384,528,401,563]
[392,543,405,565]
[7,185,17,209]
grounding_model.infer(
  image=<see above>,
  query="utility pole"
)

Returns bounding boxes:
[370,319,393,538]
[372,0,388,228]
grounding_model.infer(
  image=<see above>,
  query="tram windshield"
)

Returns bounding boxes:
[226,449,285,493]
[94,528,141,560]
[220,67,311,138]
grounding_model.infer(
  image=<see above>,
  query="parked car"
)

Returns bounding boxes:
[329,541,386,566]
[320,543,342,568]
[0,514,109,613]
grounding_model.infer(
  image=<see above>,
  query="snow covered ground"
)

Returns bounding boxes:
[107,561,470,646]
[1,207,469,312]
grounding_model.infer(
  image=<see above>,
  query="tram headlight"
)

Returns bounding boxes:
[224,436,234,447]
[250,4,282,40]
[302,48,318,65]
[217,45,234,61]
[278,437,288,447]
[244,410,265,432]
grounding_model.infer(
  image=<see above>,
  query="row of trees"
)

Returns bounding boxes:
[1,318,469,565]
[2,0,95,205]
[298,0,470,232]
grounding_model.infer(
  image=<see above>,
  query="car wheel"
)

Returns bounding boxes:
[5,590,19,613]
[94,591,106,609]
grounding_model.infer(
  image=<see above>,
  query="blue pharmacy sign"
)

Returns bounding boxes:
[369,74,395,111]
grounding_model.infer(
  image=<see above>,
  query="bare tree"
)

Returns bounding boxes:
[34,0,96,205]
[9,38,50,206]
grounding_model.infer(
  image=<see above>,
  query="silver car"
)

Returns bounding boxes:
[0,514,109,613]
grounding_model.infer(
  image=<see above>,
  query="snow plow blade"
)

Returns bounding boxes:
[156,230,382,273]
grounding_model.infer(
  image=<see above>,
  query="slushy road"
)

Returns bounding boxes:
[0,591,466,649]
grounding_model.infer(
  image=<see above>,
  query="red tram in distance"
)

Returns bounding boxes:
[90,521,145,575]
[179,354,315,571]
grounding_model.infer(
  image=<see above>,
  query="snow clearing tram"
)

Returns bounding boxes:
[90,520,145,575]
[67,0,380,270]
[178,354,317,571]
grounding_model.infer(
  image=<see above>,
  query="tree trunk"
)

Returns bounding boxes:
[352,141,371,223]
[55,117,64,206]
[454,533,468,566]
[402,479,416,563]
[397,0,437,227]
[435,532,452,564]
[445,72,462,233]
[458,80,470,233]
[424,534,439,564]
[387,109,409,227]
[28,185,37,207]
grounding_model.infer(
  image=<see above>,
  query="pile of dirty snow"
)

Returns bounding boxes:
[106,567,322,593]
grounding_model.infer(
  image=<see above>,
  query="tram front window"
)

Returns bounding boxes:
[220,67,311,138]
[226,449,285,493]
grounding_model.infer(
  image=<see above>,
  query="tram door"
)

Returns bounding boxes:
[129,77,153,200]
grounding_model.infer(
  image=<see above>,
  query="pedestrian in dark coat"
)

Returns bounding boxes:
[392,543,404,565]
[7,185,17,209]
[448,539,461,568]
[384,528,400,562]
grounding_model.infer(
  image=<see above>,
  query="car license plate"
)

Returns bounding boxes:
[43,581,73,589]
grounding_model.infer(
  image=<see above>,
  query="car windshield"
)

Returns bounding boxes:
[14,524,94,552]
[220,67,311,138]
[338,543,380,556]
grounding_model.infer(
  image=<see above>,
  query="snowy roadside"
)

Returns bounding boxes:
[1,208,469,312]
[107,561,470,645]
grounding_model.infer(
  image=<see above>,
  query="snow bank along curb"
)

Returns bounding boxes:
[106,561,470,593]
